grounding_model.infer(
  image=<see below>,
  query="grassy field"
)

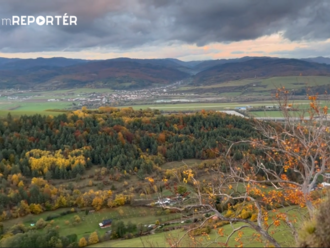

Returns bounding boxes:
[250,111,286,117]
[123,100,320,112]
[53,206,181,239]
[2,206,183,240]
[0,99,325,118]
[0,101,71,117]
[0,110,66,117]
[2,207,73,231]
[177,76,330,96]
[92,205,306,247]
[0,88,114,116]
[0,101,308,118]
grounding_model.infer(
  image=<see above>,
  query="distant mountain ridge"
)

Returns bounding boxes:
[0,57,90,70]
[0,58,191,90]
[193,57,330,85]
[0,56,330,90]
[301,56,330,65]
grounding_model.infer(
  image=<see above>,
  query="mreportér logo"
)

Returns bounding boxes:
[2,14,77,26]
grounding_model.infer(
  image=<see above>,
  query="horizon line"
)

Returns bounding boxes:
[0,55,328,62]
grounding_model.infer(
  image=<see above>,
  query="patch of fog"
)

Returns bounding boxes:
[216,110,246,118]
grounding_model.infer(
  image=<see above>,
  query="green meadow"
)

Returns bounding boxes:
[178,76,330,96]
[2,206,182,240]
[92,206,307,247]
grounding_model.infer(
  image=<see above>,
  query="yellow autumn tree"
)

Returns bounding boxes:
[18,200,30,217]
[26,148,86,175]
[78,237,87,247]
[11,174,19,186]
[18,180,24,187]
[92,196,103,211]
[72,110,86,118]
[31,177,47,187]
[88,231,99,245]
[107,199,114,208]
[81,106,87,112]
[29,203,43,214]
[113,194,126,207]
[55,195,68,208]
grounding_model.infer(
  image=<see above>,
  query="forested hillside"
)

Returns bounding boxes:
[193,58,330,85]
[0,58,190,90]
[0,109,257,216]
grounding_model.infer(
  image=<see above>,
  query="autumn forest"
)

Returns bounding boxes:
[0,97,329,247]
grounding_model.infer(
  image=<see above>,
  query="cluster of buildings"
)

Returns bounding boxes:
[0,80,196,110]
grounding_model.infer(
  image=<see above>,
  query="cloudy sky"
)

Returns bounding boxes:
[1,0,330,61]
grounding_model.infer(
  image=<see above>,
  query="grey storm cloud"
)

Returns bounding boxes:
[0,0,330,53]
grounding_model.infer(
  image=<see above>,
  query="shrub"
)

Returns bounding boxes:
[250,213,258,222]
[240,209,252,219]
[224,209,235,218]
[73,215,81,225]
[29,204,43,214]
[88,231,99,245]
[297,218,317,247]
[213,221,229,228]
[66,234,78,244]
[10,223,27,234]
[190,226,211,236]
[101,232,111,242]
[35,218,46,229]
[177,185,187,195]
[78,237,87,247]
[125,233,134,239]
[298,196,330,247]
[126,221,137,233]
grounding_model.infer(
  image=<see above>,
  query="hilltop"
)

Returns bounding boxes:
[193,57,330,85]
[0,58,190,90]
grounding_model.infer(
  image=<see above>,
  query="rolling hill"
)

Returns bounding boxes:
[0,57,90,70]
[190,56,257,73]
[193,57,330,85]
[302,56,330,65]
[0,58,191,90]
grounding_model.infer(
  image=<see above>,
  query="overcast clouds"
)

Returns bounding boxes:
[0,0,330,60]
